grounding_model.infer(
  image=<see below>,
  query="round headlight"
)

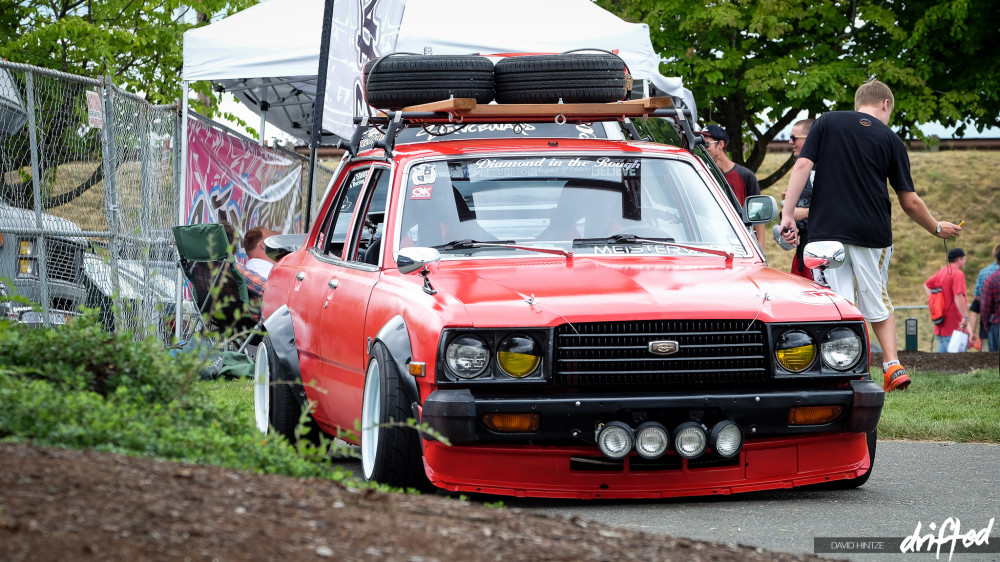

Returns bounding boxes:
[709,421,743,459]
[775,330,817,372]
[673,422,707,459]
[821,328,863,370]
[445,335,490,379]
[634,422,670,459]
[597,421,634,460]
[497,335,541,378]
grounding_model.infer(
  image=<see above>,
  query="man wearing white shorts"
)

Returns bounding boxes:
[780,80,962,392]
[825,246,894,323]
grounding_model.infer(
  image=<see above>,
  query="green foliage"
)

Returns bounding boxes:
[0,0,255,110]
[0,312,349,481]
[599,0,1000,188]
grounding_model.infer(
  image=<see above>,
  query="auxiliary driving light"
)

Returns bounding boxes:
[673,422,707,459]
[634,422,670,459]
[596,421,634,460]
[709,420,743,459]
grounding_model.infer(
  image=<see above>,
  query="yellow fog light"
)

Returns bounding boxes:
[482,413,539,432]
[18,258,34,275]
[776,330,817,372]
[788,405,844,425]
[497,335,541,378]
[19,239,32,255]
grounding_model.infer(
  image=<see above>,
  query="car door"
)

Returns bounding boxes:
[287,164,371,428]
[318,167,392,429]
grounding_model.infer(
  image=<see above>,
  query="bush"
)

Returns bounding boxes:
[0,312,348,481]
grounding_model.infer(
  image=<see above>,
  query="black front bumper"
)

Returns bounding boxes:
[421,379,884,443]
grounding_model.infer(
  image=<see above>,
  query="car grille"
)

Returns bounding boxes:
[554,320,768,387]
[44,238,82,283]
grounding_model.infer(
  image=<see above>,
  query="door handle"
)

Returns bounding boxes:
[328,279,339,289]
[296,271,305,281]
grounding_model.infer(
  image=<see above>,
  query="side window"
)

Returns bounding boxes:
[316,166,370,259]
[347,168,391,263]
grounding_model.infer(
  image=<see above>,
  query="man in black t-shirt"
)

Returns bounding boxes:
[779,80,963,392]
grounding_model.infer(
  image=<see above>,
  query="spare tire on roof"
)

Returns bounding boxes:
[363,54,495,110]
[494,53,629,104]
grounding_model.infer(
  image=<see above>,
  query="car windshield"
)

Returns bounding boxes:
[397,155,750,257]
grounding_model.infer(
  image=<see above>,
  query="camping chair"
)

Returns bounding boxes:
[172,223,260,352]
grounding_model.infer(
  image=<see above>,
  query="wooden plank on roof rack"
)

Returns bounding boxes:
[397,97,673,119]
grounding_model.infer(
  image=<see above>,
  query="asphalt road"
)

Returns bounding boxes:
[332,440,998,560]
[501,441,1000,561]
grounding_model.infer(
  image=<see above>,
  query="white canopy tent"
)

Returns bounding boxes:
[182,0,696,144]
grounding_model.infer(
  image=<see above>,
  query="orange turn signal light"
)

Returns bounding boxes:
[482,413,540,433]
[788,405,843,426]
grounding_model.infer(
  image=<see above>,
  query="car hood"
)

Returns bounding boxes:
[423,257,857,327]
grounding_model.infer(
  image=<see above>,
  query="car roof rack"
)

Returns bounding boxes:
[348,97,699,156]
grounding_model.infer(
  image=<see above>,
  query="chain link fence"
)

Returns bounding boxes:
[0,61,332,344]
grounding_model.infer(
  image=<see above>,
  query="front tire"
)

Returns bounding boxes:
[361,343,430,490]
[254,335,305,442]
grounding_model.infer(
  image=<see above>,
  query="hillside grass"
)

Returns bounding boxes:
[757,150,1000,352]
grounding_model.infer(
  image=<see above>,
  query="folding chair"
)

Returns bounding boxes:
[172,223,260,351]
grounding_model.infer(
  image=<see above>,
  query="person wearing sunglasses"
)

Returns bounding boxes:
[780,118,816,281]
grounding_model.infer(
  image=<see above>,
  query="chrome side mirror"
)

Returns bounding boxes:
[742,194,777,224]
[802,241,846,270]
[397,246,441,275]
[264,233,307,262]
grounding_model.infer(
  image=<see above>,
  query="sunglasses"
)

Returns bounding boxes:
[789,135,806,142]
[704,139,722,146]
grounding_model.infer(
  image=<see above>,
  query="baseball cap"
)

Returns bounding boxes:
[947,248,965,261]
[772,225,794,251]
[702,124,729,144]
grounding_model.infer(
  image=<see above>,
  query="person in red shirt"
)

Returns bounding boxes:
[924,248,971,352]
[701,124,765,249]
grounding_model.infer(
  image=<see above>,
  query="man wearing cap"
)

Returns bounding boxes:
[779,79,963,392]
[925,248,971,352]
[702,124,765,248]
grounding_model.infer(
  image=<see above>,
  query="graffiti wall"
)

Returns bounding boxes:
[184,115,304,254]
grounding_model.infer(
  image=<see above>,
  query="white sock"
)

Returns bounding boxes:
[883,360,900,371]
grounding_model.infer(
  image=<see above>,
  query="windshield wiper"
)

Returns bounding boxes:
[432,239,572,258]
[573,234,675,245]
[572,234,734,261]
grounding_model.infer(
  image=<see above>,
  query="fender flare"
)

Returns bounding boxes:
[261,305,307,406]
[371,315,421,411]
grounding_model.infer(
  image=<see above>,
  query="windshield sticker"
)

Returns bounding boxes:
[411,164,437,185]
[468,157,640,179]
[410,185,433,200]
[592,245,727,256]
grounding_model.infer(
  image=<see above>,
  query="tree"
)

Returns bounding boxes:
[598,0,1000,189]
[0,0,254,209]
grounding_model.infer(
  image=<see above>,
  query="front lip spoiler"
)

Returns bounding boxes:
[421,379,883,443]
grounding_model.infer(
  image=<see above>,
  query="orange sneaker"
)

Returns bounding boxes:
[883,364,911,392]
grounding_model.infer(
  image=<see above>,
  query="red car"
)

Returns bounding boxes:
[253,97,882,499]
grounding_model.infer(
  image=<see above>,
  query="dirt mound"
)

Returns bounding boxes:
[0,442,833,562]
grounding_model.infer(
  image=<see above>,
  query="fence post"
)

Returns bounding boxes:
[24,70,52,325]
[100,75,122,316]
[137,101,153,338]
[905,318,918,351]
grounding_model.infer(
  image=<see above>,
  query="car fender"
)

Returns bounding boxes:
[371,315,421,413]
[261,304,307,405]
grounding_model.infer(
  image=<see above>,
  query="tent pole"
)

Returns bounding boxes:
[258,86,267,146]
[306,0,336,230]
[176,80,190,343]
